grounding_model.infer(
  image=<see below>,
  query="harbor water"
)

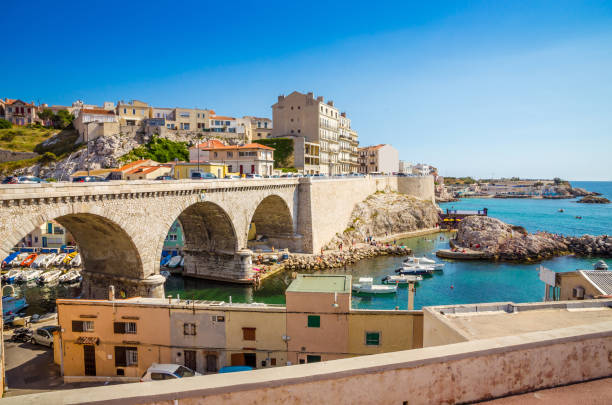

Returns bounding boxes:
[17,181,612,313]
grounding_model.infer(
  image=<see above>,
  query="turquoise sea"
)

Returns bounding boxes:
[16,182,612,314]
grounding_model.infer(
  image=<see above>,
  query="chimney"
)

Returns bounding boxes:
[316,96,323,102]
[278,95,285,102]
[108,285,115,301]
[327,101,334,107]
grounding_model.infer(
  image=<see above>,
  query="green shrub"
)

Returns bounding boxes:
[0,132,16,142]
[0,119,11,129]
[120,136,189,163]
[253,138,294,167]
[39,152,57,163]
[280,167,297,173]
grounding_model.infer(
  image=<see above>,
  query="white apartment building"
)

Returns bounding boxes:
[399,160,413,174]
[358,144,399,174]
[412,163,436,176]
[271,91,358,175]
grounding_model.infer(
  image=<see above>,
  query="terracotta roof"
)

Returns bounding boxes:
[118,159,152,171]
[127,166,165,175]
[210,115,236,121]
[196,140,226,149]
[5,99,35,106]
[81,109,115,115]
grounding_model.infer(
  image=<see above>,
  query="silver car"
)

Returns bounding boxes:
[31,325,59,347]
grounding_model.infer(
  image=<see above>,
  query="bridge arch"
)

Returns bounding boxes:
[0,206,156,298]
[247,194,300,252]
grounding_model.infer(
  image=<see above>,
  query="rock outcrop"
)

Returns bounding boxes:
[324,192,439,249]
[283,245,411,271]
[453,216,611,261]
[577,195,610,204]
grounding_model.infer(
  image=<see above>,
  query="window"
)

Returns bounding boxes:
[214,152,218,158]
[132,109,136,115]
[257,121,261,128]
[115,346,138,367]
[180,112,190,118]
[307,315,320,328]
[184,323,196,335]
[227,151,233,157]
[306,355,321,363]
[365,332,380,346]
[212,315,225,322]
[123,108,126,114]
[72,320,94,332]
[242,327,256,341]
[270,358,277,366]
[225,121,231,126]
[114,322,137,334]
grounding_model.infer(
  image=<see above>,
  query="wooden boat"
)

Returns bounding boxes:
[20,254,37,267]
[352,277,397,294]
[2,252,20,268]
[382,274,423,285]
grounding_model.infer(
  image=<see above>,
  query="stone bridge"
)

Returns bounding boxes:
[0,176,434,298]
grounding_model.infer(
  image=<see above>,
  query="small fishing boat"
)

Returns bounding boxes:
[168,255,182,268]
[32,254,47,268]
[2,251,21,269]
[160,253,173,267]
[396,265,434,276]
[38,270,62,284]
[382,274,423,285]
[53,253,67,266]
[594,260,608,271]
[404,256,436,265]
[352,277,397,294]
[575,216,582,219]
[2,269,22,284]
[12,253,29,267]
[17,269,42,282]
[180,257,184,267]
[20,254,38,267]
[403,257,444,270]
[59,270,81,284]
[41,253,57,268]
[558,209,564,212]
[2,294,28,316]
[71,253,82,267]
[63,251,77,265]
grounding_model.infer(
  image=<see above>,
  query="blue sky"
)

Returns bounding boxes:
[3,1,612,180]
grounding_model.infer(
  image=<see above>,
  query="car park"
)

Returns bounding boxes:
[140,364,201,381]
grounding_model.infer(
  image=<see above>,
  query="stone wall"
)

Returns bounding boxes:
[398,175,435,202]
[0,149,37,163]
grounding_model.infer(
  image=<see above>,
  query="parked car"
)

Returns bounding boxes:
[2,176,46,184]
[224,175,241,180]
[72,176,107,183]
[191,172,217,180]
[155,175,175,180]
[140,364,201,381]
[245,174,263,179]
[31,325,59,347]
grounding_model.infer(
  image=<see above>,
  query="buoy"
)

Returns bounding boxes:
[450,285,454,289]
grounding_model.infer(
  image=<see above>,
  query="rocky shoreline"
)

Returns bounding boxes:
[443,216,611,262]
[577,195,610,204]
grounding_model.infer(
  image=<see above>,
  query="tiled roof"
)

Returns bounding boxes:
[81,109,115,115]
[118,159,151,171]
[5,99,35,106]
[195,143,274,151]
[127,166,165,175]
[210,115,235,121]
[580,271,612,295]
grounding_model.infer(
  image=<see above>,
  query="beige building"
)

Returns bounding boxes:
[271,91,359,175]
[358,144,399,174]
[189,142,274,176]
[116,100,150,125]
[542,268,612,301]
[243,116,273,141]
[73,109,119,143]
[2,98,39,126]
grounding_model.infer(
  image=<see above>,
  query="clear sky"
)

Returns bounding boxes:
[3,1,611,180]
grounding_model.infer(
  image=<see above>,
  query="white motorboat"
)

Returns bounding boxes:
[180,257,184,267]
[168,255,182,268]
[59,270,81,284]
[71,253,82,267]
[160,270,171,279]
[31,254,45,268]
[53,253,66,266]
[41,253,57,268]
[403,256,444,269]
[352,277,397,294]
[12,253,29,267]
[17,269,43,282]
[2,269,22,283]
[38,270,62,284]
[382,274,423,284]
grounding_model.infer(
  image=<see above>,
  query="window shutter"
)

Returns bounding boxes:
[72,320,83,332]
[114,322,124,334]
[115,347,127,367]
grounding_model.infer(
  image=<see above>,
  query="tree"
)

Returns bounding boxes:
[553,177,564,185]
[0,119,12,129]
[53,110,74,129]
[37,108,55,124]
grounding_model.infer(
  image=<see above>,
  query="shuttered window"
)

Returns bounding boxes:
[72,320,83,332]
[365,332,380,346]
[114,322,137,334]
[242,327,256,341]
[115,346,137,367]
[184,323,196,336]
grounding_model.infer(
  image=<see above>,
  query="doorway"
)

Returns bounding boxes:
[206,354,218,372]
[184,350,196,371]
[83,345,96,376]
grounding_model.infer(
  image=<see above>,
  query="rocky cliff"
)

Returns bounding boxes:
[455,216,611,261]
[324,192,439,249]
[577,195,610,204]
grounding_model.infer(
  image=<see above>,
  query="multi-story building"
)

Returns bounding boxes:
[243,116,273,141]
[399,160,413,174]
[73,109,119,143]
[116,100,150,125]
[189,142,274,176]
[55,274,422,379]
[358,144,399,174]
[2,99,39,126]
[167,108,211,131]
[271,91,359,175]
[20,220,73,249]
[412,163,436,176]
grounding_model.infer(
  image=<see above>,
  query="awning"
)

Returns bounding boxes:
[75,336,99,345]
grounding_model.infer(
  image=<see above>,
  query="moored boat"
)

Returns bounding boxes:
[63,251,77,265]
[20,254,38,268]
[594,260,608,271]
[2,295,28,316]
[2,251,21,269]
[2,269,21,284]
[53,253,67,266]
[59,270,81,284]
[38,270,62,284]
[71,253,82,267]
[41,253,57,268]
[382,274,423,285]
[17,269,42,282]
[352,277,397,294]
[32,254,47,268]
[12,253,29,267]
[168,255,182,268]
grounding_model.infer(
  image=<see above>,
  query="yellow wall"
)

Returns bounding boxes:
[57,300,172,378]
[348,311,423,356]
[174,163,227,179]
[558,272,602,300]
[224,308,287,368]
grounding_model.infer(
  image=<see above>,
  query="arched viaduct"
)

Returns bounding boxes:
[0,176,434,298]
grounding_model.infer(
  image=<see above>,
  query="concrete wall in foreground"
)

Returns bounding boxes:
[9,321,612,405]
